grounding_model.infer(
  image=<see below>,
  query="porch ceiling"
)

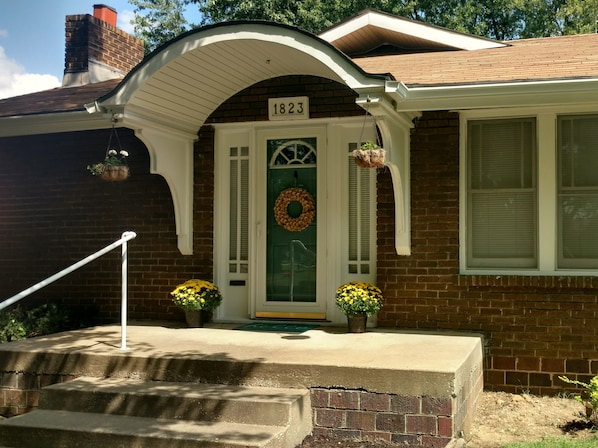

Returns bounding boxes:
[90,22,390,136]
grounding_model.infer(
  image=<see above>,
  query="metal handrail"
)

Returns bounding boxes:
[0,231,137,350]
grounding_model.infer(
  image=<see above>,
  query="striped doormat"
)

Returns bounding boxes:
[234,322,319,333]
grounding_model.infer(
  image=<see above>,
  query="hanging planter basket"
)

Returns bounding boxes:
[99,165,129,181]
[354,97,385,169]
[87,120,129,181]
[352,142,385,168]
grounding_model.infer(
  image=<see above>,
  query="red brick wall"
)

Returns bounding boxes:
[207,75,363,123]
[0,75,356,326]
[0,128,212,324]
[377,110,598,394]
[311,388,453,446]
[64,14,144,75]
[2,78,595,395]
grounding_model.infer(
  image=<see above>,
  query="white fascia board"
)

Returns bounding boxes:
[318,14,372,42]
[98,24,387,109]
[387,78,598,111]
[319,11,505,51]
[0,111,113,137]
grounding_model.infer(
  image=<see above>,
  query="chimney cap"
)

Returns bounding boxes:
[93,4,117,27]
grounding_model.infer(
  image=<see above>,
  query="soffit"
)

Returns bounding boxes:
[94,22,389,135]
[327,25,458,55]
[319,9,506,56]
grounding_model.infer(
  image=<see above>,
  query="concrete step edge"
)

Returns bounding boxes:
[0,410,290,448]
[40,377,310,425]
[44,376,309,402]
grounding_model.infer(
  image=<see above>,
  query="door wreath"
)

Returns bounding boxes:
[273,187,315,232]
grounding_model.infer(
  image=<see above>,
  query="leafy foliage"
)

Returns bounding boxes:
[335,281,383,317]
[130,0,598,53]
[171,279,223,311]
[87,149,129,176]
[129,0,192,54]
[559,375,598,422]
[0,303,86,343]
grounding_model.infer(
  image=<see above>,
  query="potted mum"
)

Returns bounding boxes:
[170,279,222,327]
[87,149,129,181]
[352,141,385,168]
[335,281,383,333]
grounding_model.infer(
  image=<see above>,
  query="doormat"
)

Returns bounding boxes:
[234,322,319,333]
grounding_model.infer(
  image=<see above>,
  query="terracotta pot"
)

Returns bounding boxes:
[100,165,129,181]
[347,313,368,333]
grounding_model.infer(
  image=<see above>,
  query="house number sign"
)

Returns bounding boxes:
[268,96,309,121]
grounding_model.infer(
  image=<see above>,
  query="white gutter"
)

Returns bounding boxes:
[0,110,113,137]
[386,77,598,112]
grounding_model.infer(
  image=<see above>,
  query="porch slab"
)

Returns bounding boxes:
[0,323,483,445]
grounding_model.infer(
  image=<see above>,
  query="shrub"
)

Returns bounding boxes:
[0,301,94,343]
[559,375,598,422]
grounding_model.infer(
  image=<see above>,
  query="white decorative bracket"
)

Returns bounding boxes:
[356,95,419,256]
[134,126,197,255]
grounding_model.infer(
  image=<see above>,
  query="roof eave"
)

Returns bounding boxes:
[319,9,506,52]
[0,110,113,138]
[386,78,598,111]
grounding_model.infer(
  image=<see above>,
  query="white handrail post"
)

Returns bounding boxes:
[120,232,130,351]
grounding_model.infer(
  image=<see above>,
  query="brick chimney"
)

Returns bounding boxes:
[62,4,144,87]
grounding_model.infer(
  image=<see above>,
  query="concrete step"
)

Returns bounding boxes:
[0,409,287,448]
[0,377,312,448]
[40,376,309,426]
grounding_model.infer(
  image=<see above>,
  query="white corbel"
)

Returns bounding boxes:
[357,95,419,255]
[134,126,197,255]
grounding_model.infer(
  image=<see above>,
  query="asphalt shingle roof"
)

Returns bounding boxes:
[0,33,597,118]
[355,33,598,87]
[0,79,121,118]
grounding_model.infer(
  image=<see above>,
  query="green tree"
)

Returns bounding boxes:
[129,0,598,52]
[129,0,191,54]
[558,0,598,35]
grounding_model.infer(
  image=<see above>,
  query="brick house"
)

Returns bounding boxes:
[1,5,598,395]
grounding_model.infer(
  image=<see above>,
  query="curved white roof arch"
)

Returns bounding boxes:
[90,21,391,135]
[85,21,394,256]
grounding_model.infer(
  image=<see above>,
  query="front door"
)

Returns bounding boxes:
[214,120,377,324]
[255,127,327,319]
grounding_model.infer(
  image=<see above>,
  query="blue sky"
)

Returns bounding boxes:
[0,1,199,99]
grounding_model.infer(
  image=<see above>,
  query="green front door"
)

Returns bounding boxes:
[255,127,328,320]
[266,138,317,304]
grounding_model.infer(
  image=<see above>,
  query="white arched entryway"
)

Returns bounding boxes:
[86,21,416,323]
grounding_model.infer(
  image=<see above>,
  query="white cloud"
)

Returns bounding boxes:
[118,10,136,35]
[0,46,60,100]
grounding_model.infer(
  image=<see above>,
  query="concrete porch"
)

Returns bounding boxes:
[0,322,483,447]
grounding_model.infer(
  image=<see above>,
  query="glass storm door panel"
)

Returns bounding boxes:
[266,138,317,303]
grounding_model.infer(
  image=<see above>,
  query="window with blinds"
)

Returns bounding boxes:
[467,118,537,268]
[229,146,249,274]
[348,142,373,275]
[558,115,598,268]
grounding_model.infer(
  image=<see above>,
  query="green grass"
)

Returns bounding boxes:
[503,437,598,448]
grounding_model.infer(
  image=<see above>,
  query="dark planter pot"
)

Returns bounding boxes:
[183,310,213,328]
[347,313,368,333]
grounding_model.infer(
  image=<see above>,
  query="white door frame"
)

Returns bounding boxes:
[213,118,377,324]
[253,126,328,319]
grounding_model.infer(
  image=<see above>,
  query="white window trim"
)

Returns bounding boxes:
[460,105,598,277]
